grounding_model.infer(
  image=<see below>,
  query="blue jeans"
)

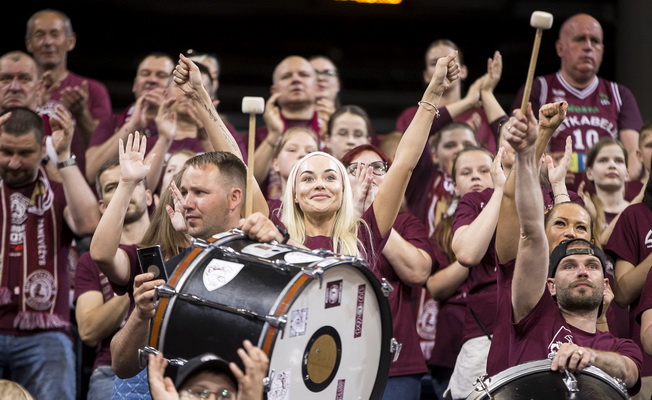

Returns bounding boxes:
[0,331,76,400]
[87,365,116,400]
[381,374,422,400]
[112,368,151,399]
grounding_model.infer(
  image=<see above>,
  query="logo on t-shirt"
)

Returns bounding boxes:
[548,326,574,359]
[645,230,652,249]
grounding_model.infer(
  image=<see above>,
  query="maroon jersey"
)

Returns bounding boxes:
[605,202,652,376]
[512,73,643,192]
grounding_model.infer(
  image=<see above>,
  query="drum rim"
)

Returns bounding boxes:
[468,358,628,399]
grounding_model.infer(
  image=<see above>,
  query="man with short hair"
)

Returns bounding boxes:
[500,101,641,393]
[0,106,100,400]
[512,13,644,190]
[74,157,152,399]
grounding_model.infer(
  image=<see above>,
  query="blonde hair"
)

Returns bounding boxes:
[281,151,365,258]
[0,380,34,400]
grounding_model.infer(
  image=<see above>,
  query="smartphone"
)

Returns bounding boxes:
[137,245,169,282]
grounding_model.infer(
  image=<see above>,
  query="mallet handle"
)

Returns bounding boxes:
[245,113,256,218]
[520,28,544,114]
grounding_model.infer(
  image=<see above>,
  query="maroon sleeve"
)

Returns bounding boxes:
[85,79,113,121]
[604,205,641,265]
[617,84,644,132]
[73,252,102,303]
[635,268,652,324]
[108,244,140,297]
[89,112,121,148]
[452,190,490,234]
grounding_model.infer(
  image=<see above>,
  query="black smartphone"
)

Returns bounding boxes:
[137,245,169,282]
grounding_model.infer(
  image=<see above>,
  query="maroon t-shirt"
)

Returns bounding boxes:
[452,188,499,343]
[427,242,469,370]
[105,244,141,300]
[0,180,74,337]
[375,212,432,377]
[605,202,652,376]
[501,290,642,385]
[73,251,126,370]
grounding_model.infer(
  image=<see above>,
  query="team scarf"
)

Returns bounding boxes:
[0,166,69,330]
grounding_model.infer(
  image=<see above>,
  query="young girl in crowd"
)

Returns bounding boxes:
[323,105,374,160]
[341,144,433,400]
[425,145,503,399]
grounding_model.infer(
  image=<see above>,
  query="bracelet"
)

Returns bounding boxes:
[417,100,440,119]
[275,224,290,244]
[57,154,77,169]
[554,193,570,200]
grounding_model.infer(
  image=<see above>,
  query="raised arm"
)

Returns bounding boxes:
[373,52,460,236]
[510,103,566,323]
[479,51,508,124]
[613,252,652,307]
[173,54,268,217]
[89,133,150,286]
[253,93,283,184]
[451,148,506,267]
[51,103,101,235]
[495,101,568,263]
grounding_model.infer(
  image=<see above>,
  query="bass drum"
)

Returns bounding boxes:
[149,230,393,399]
[466,358,628,399]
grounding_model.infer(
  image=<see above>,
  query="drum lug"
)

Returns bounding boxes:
[563,369,579,392]
[306,267,325,288]
[138,346,188,369]
[154,284,177,301]
[191,237,209,248]
[265,314,287,330]
[381,278,394,297]
[472,374,492,398]
[390,338,403,362]
[263,369,275,393]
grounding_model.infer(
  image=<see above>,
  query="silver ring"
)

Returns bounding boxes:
[506,125,512,132]
[576,349,584,357]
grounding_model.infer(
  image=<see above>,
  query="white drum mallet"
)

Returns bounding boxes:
[520,11,554,114]
[242,96,265,218]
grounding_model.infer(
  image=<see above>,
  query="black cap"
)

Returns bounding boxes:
[549,238,607,278]
[174,353,237,390]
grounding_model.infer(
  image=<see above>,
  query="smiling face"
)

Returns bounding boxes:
[453,150,494,197]
[544,203,592,253]
[586,143,627,192]
[132,55,174,99]
[25,11,74,71]
[293,154,344,218]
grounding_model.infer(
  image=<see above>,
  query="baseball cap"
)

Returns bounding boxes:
[174,353,237,390]
[549,238,607,278]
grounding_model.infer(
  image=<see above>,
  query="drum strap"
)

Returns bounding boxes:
[470,307,492,341]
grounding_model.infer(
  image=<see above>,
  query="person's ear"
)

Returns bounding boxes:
[145,189,153,207]
[555,39,564,58]
[585,167,593,181]
[459,64,469,81]
[547,278,556,296]
[229,187,243,211]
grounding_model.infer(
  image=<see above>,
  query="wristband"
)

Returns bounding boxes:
[57,154,77,169]
[275,225,290,244]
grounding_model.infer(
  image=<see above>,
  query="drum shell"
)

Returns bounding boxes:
[149,233,393,399]
[466,358,628,400]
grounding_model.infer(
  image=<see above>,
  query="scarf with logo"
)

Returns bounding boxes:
[0,166,68,330]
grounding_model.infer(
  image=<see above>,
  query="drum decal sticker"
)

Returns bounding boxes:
[241,243,290,258]
[354,284,366,338]
[285,251,323,264]
[268,369,290,400]
[290,308,308,337]
[335,379,345,399]
[325,280,342,308]
[202,259,244,291]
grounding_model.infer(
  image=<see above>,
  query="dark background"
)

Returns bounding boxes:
[3,0,650,136]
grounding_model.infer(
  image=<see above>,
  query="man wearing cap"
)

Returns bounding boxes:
[147,339,268,400]
[501,101,641,391]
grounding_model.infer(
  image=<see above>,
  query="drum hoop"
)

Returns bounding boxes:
[477,358,627,397]
[150,234,233,352]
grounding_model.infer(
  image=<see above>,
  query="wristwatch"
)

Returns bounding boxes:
[275,225,290,244]
[57,154,77,169]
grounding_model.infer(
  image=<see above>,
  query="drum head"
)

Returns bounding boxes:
[466,359,628,400]
[263,260,392,400]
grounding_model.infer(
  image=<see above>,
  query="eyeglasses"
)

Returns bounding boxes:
[181,388,236,400]
[346,161,388,176]
[315,69,337,77]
